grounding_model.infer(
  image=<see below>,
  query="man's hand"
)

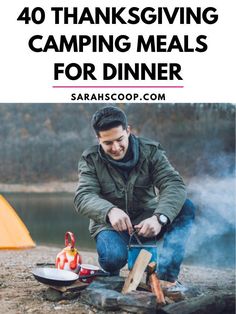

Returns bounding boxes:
[108,207,133,234]
[134,216,162,237]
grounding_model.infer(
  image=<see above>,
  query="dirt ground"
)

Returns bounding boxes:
[0,246,235,314]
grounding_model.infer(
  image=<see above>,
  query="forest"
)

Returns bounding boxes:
[0,103,234,183]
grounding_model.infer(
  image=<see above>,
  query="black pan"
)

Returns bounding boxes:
[32,267,111,286]
[32,268,79,286]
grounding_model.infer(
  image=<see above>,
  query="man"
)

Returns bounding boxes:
[74,106,195,290]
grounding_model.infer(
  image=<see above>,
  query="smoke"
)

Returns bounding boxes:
[185,175,236,268]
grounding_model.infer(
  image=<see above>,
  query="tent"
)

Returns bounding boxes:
[0,195,35,249]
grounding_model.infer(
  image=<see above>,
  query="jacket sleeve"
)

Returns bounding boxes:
[150,146,187,223]
[74,155,114,224]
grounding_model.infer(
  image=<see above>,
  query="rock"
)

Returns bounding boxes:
[83,304,98,314]
[117,291,157,313]
[54,306,62,310]
[63,290,81,300]
[88,276,125,292]
[86,281,110,292]
[159,292,235,314]
[44,288,63,302]
[80,288,121,310]
[163,291,186,302]
[26,308,38,313]
[163,285,202,303]
[165,296,175,305]
[58,300,68,304]
[185,285,202,298]
[81,278,158,312]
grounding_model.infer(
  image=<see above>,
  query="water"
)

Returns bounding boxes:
[4,193,96,250]
[3,193,235,268]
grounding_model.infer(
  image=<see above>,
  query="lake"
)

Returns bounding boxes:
[4,193,95,250]
[3,192,235,268]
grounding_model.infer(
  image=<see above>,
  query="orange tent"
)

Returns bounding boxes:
[0,195,35,249]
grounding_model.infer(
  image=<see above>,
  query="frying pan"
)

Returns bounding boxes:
[32,268,79,286]
[32,267,111,286]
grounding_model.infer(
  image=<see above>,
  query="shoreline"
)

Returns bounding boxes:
[1,176,235,194]
[0,181,77,193]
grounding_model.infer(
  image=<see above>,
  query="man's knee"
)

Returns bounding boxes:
[95,230,128,272]
[98,249,127,272]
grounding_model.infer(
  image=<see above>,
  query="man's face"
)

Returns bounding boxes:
[98,125,130,160]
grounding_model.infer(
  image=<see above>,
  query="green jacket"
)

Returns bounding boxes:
[74,136,186,238]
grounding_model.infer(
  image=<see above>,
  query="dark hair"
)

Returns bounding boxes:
[92,106,128,136]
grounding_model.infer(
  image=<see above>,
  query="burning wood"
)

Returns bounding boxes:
[149,273,166,305]
[147,262,166,305]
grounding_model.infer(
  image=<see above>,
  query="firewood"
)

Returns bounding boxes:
[146,261,157,285]
[149,273,166,305]
[147,261,156,274]
[122,249,152,294]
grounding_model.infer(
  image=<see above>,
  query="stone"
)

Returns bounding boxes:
[165,296,175,305]
[117,291,157,313]
[86,281,109,291]
[81,277,158,312]
[159,292,235,314]
[184,285,202,298]
[163,285,201,302]
[88,276,125,292]
[164,291,185,302]
[26,309,38,313]
[44,288,63,301]
[80,288,121,310]
[58,300,69,305]
[63,290,81,300]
